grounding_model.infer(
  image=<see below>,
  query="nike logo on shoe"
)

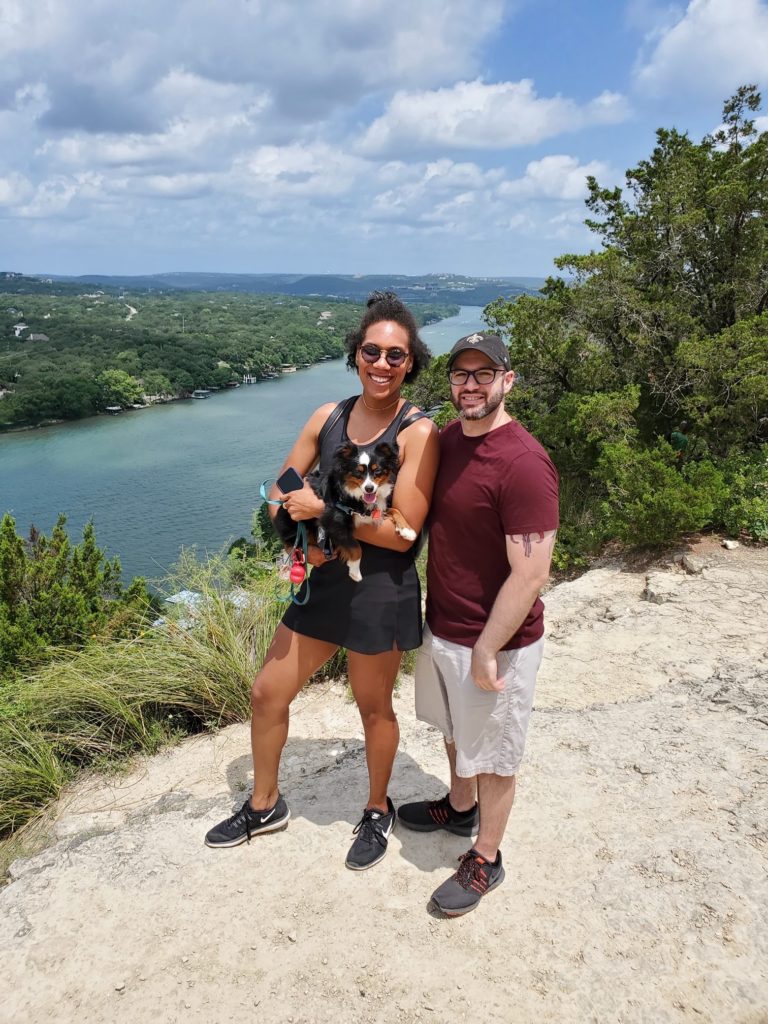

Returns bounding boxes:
[258,807,276,823]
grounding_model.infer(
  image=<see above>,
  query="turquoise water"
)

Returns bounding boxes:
[0,306,485,581]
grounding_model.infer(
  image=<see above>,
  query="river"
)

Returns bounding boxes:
[0,306,485,581]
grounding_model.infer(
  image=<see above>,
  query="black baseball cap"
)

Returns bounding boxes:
[447,331,511,370]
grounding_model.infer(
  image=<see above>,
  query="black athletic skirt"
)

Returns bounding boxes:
[281,541,422,654]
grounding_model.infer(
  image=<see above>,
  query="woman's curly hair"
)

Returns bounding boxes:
[345,291,432,383]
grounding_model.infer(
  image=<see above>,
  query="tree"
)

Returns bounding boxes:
[485,87,768,555]
[0,513,153,678]
[95,369,144,409]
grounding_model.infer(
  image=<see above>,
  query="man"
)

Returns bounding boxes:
[398,331,559,917]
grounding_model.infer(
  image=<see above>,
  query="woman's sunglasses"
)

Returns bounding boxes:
[359,343,409,367]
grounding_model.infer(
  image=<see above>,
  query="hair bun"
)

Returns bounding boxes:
[366,290,399,309]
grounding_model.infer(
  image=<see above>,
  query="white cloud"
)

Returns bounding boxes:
[0,0,503,131]
[371,159,501,222]
[232,144,368,200]
[40,112,259,173]
[0,1,625,274]
[498,155,613,200]
[0,172,34,207]
[359,79,629,155]
[635,0,768,96]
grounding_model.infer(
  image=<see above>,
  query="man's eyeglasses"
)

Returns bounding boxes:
[359,343,409,367]
[449,367,504,386]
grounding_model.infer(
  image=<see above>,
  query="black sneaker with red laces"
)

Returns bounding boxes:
[397,794,479,837]
[430,847,505,917]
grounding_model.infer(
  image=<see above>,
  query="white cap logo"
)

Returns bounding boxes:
[466,333,483,344]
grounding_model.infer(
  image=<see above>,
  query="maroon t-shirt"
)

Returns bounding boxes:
[426,419,559,650]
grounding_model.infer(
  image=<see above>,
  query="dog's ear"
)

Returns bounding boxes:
[335,443,356,462]
[374,442,397,461]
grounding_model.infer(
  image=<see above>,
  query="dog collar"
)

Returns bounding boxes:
[334,501,382,522]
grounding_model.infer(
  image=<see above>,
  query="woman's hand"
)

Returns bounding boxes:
[282,483,325,522]
[306,544,336,567]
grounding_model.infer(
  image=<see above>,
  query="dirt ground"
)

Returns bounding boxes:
[1,541,767,1024]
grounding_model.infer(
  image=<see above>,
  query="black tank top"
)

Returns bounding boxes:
[317,396,424,473]
[281,395,427,653]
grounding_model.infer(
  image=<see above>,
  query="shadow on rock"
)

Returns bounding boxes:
[215,738,443,829]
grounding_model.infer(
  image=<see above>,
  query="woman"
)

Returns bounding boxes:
[205,292,439,870]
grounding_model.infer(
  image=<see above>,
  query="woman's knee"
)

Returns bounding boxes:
[357,702,398,730]
[251,673,290,716]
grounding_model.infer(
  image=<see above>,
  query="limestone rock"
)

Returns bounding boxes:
[642,571,680,604]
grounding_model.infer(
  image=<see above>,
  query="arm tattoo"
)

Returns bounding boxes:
[511,530,556,558]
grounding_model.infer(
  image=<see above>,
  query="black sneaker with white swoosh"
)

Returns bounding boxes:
[204,794,291,847]
[345,797,396,870]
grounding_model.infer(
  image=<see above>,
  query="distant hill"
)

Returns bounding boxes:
[11,271,545,305]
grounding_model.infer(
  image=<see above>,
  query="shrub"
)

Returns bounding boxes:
[715,445,768,540]
[597,441,727,545]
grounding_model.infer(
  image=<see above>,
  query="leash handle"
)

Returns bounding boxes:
[260,480,284,506]
[261,481,312,605]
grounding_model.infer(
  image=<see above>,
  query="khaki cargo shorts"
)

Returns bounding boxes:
[414,626,544,778]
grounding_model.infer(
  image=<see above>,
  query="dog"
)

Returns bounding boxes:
[273,441,416,581]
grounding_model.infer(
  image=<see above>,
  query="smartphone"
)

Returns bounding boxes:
[276,466,304,494]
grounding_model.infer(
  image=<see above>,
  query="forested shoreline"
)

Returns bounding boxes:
[0,291,456,430]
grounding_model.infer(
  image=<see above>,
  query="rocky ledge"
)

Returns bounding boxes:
[1,540,766,1023]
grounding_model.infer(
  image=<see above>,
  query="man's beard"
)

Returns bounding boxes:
[452,386,505,421]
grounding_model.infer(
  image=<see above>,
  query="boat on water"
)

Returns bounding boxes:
[280,364,297,373]
[191,389,211,399]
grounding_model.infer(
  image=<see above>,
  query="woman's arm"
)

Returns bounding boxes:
[267,403,336,523]
[354,417,439,552]
[268,403,337,566]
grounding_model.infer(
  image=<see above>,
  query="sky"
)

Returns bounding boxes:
[1,0,767,279]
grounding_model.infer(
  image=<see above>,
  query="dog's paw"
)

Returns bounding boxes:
[397,527,417,541]
[352,512,366,528]
[346,559,363,582]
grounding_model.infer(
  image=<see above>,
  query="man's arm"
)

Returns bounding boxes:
[471,530,557,692]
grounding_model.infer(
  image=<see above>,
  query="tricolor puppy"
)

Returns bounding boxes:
[274,441,416,582]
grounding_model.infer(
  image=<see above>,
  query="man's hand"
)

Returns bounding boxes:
[282,483,324,522]
[470,642,505,692]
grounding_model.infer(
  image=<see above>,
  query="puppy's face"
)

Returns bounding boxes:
[334,442,399,507]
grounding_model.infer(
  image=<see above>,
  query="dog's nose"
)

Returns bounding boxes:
[364,484,375,493]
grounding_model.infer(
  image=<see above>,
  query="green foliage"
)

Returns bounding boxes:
[251,504,283,558]
[714,445,768,540]
[95,368,143,409]
[0,720,70,835]
[485,86,768,554]
[677,314,768,451]
[403,353,452,411]
[0,550,352,838]
[0,292,456,429]
[0,513,153,680]
[597,442,727,545]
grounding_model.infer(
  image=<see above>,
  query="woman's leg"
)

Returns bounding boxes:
[346,647,402,813]
[250,624,338,810]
